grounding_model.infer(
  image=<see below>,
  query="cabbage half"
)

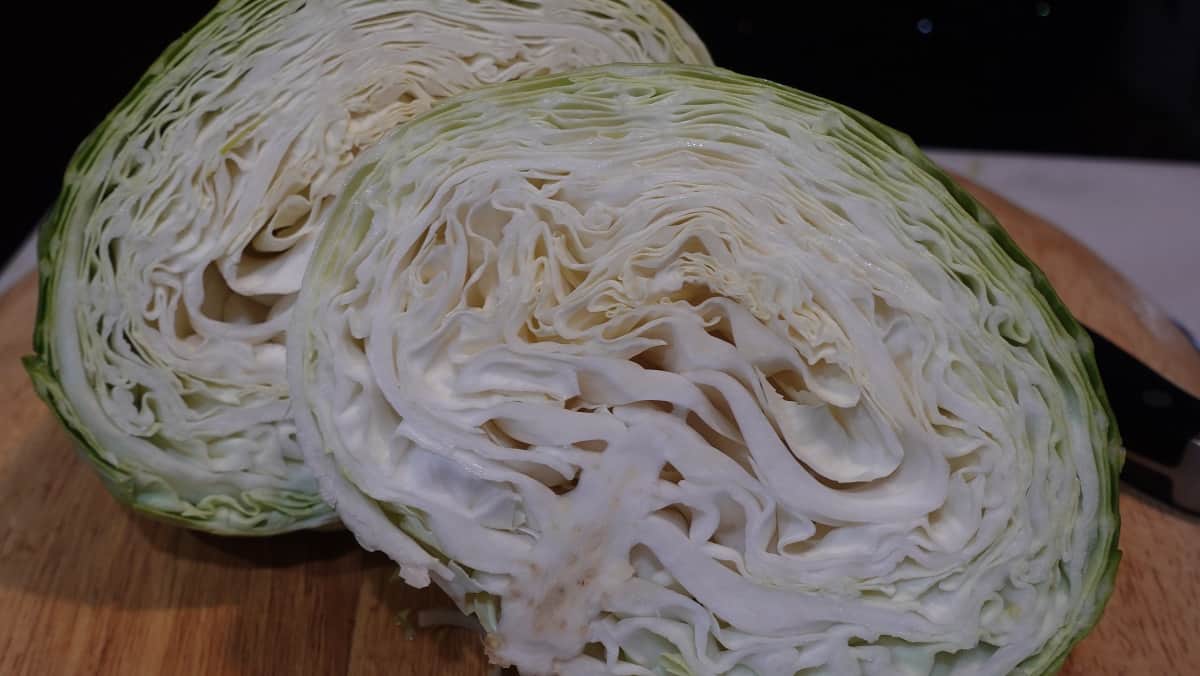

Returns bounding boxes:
[23,0,709,535]
[290,65,1121,674]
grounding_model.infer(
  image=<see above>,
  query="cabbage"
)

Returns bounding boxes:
[23,0,709,535]
[289,65,1121,674]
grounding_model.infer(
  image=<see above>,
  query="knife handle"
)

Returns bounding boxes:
[1088,328,1198,465]
[1089,328,1200,514]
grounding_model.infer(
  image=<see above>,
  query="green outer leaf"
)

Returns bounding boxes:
[23,0,333,536]
[670,67,1124,673]
[829,95,1123,676]
[707,63,1125,675]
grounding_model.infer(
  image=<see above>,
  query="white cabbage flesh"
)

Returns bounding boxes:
[25,0,709,534]
[290,65,1121,675]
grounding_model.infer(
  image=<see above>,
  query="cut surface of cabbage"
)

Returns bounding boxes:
[24,0,709,534]
[290,65,1121,675]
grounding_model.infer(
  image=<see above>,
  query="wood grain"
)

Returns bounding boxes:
[1,179,1197,675]
[0,272,486,676]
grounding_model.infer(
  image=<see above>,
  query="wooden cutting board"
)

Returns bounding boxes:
[1,177,1197,675]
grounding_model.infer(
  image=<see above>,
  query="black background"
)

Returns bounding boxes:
[6,1,1198,270]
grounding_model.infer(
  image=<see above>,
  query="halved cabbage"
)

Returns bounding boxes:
[24,0,709,534]
[289,65,1121,674]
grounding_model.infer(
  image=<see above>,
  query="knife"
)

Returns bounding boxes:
[1088,326,1200,515]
